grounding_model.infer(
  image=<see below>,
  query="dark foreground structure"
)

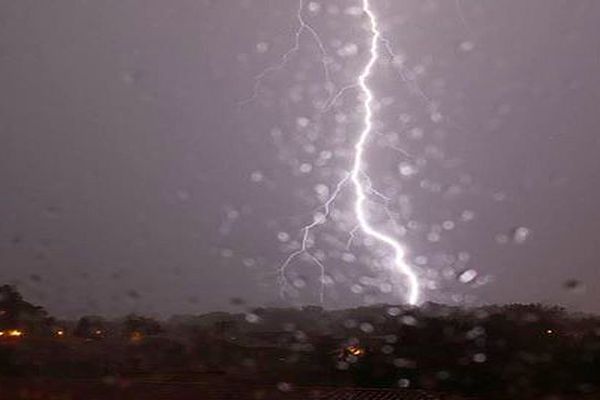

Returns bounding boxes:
[2,285,600,399]
[0,379,448,400]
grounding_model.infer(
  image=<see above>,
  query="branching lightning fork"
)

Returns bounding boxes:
[254,0,421,305]
[239,0,333,106]
[277,173,350,303]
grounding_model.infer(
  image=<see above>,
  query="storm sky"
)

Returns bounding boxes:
[1,0,600,318]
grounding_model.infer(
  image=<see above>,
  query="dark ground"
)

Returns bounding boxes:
[0,377,453,400]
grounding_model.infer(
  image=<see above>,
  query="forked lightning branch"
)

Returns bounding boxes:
[247,0,421,305]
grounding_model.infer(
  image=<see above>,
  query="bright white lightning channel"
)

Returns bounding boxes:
[248,0,421,305]
[351,0,420,305]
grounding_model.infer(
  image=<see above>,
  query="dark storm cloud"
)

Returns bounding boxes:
[1,0,599,316]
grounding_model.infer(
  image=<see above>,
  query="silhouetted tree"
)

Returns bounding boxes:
[0,285,51,335]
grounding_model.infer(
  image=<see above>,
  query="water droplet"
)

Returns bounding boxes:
[293,278,306,288]
[226,209,239,219]
[461,210,475,222]
[493,192,507,202]
[398,378,410,388]
[511,227,530,244]
[307,2,320,13]
[495,234,509,245]
[385,334,398,344]
[458,269,477,283]
[342,253,356,263]
[321,275,334,285]
[442,220,455,230]
[458,252,470,262]
[296,117,310,128]
[314,184,329,196]
[399,162,418,177]
[415,255,428,265]
[220,248,233,258]
[351,284,363,294]
[242,258,256,267]
[255,42,269,53]
[245,313,260,323]
[466,326,485,339]
[430,112,443,123]
[250,171,263,182]
[381,345,394,354]
[276,382,292,392]
[230,297,245,306]
[459,41,475,52]
[299,163,312,173]
[121,69,142,85]
[563,279,585,293]
[337,42,358,57]
[344,319,358,329]
[387,307,401,316]
[277,232,290,242]
[427,232,440,242]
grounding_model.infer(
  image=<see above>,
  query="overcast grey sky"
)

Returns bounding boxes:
[1,0,599,317]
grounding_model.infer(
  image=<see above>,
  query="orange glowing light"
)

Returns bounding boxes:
[347,345,365,357]
[7,330,23,337]
[130,331,143,343]
[56,330,65,336]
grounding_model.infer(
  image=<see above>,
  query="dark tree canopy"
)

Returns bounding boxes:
[0,285,51,334]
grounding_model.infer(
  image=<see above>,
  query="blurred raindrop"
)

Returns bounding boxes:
[458,269,478,284]
[398,378,410,388]
[563,279,585,293]
[245,313,260,323]
[277,382,292,392]
[229,297,245,306]
[511,227,531,244]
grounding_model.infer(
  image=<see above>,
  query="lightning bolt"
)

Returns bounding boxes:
[350,0,420,305]
[239,0,333,106]
[277,173,350,303]
[257,0,421,306]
